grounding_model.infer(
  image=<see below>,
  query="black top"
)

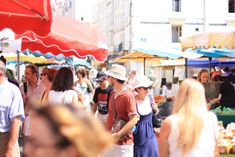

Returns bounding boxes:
[93,85,113,114]
[220,82,235,108]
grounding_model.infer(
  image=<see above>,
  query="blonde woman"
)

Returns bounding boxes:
[159,78,219,157]
[23,105,114,157]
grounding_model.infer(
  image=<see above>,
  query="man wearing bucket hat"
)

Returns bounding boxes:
[103,64,139,157]
[132,75,159,157]
[0,61,25,157]
[92,71,113,126]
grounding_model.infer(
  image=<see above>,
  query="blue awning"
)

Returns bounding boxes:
[195,48,235,58]
[188,59,235,68]
[23,49,66,61]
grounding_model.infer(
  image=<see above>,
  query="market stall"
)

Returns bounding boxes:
[181,31,235,156]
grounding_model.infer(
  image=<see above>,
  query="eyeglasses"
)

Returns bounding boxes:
[40,73,46,77]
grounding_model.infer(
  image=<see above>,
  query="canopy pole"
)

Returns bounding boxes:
[209,57,212,81]
[17,50,20,83]
[185,58,188,78]
[144,58,146,75]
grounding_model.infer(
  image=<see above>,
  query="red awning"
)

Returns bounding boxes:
[0,0,52,36]
[17,16,108,62]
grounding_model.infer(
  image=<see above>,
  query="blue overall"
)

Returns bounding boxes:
[133,111,158,157]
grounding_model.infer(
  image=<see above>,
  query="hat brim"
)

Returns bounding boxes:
[105,71,127,81]
[133,80,153,89]
[95,75,107,81]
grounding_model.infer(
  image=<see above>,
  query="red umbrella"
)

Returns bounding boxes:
[0,0,52,36]
[17,16,108,62]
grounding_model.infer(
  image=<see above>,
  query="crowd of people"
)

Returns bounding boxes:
[197,68,235,109]
[0,56,228,157]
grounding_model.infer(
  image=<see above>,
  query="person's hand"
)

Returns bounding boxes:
[77,93,84,103]
[112,132,121,141]
[152,103,159,113]
[209,98,218,104]
[112,132,129,141]
[5,150,14,157]
[23,95,28,104]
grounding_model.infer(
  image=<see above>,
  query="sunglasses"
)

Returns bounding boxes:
[40,73,46,77]
[140,87,151,91]
[97,80,104,84]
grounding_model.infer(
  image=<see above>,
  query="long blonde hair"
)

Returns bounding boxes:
[173,78,208,155]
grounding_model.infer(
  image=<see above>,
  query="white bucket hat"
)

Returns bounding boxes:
[105,64,127,81]
[133,75,153,89]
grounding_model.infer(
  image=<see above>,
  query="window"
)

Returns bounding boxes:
[229,0,235,13]
[172,0,181,12]
[172,25,182,42]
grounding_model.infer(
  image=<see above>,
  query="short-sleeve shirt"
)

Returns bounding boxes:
[93,86,113,114]
[106,89,137,145]
[0,79,25,132]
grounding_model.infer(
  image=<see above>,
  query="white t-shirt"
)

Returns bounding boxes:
[136,96,152,115]
[48,90,77,105]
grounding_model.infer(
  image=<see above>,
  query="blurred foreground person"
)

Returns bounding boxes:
[159,78,219,157]
[0,61,25,157]
[23,105,114,157]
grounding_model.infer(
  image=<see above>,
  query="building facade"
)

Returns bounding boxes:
[93,0,235,55]
[53,0,93,23]
[93,0,235,95]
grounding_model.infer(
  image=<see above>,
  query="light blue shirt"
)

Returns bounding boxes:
[0,79,25,132]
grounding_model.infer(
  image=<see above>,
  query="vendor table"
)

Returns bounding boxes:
[217,115,235,127]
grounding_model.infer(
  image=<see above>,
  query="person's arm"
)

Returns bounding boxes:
[86,79,95,95]
[158,118,171,157]
[211,112,220,157]
[5,116,22,157]
[210,94,222,104]
[214,139,220,157]
[91,102,98,114]
[72,92,84,109]
[91,88,98,114]
[113,114,139,140]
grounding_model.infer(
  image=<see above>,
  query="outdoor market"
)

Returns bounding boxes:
[0,0,235,157]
